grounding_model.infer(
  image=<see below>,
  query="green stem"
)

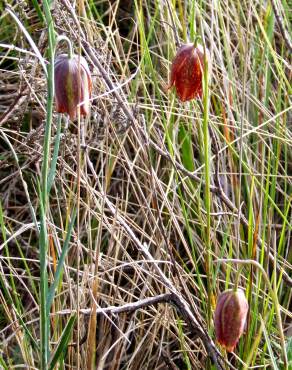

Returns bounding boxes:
[217,258,288,369]
[55,35,73,58]
[202,45,212,329]
[40,1,56,368]
[48,114,63,193]
[233,266,243,292]
[193,35,202,48]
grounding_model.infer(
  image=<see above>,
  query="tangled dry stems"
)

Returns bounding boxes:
[0,1,291,369]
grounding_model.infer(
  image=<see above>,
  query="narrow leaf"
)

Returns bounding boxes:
[46,208,77,309]
[48,315,76,370]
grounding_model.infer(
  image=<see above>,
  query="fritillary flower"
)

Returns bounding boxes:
[54,54,92,120]
[169,43,208,101]
[214,289,249,352]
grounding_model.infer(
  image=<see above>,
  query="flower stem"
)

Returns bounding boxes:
[41,0,56,367]
[233,266,243,292]
[55,35,73,58]
[202,45,212,330]
[193,35,202,48]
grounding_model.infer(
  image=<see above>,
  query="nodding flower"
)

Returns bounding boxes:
[54,54,92,120]
[168,43,209,102]
[214,289,249,352]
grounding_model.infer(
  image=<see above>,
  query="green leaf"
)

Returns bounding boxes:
[46,208,77,309]
[286,336,292,368]
[48,315,76,370]
[261,316,279,370]
[48,114,63,193]
[0,355,9,370]
[178,123,195,172]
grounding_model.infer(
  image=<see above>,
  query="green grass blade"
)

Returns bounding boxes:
[46,208,77,309]
[48,315,76,370]
[48,114,63,193]
[261,315,279,370]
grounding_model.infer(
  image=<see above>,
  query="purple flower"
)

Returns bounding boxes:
[54,54,92,120]
[168,43,208,101]
[214,289,249,352]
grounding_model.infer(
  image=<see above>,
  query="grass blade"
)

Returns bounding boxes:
[48,315,76,370]
[46,208,77,309]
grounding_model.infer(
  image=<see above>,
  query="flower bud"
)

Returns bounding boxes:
[214,289,249,352]
[54,54,92,120]
[168,43,208,102]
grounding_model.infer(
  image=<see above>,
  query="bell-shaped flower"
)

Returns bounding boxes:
[54,54,92,120]
[214,289,249,352]
[168,43,208,102]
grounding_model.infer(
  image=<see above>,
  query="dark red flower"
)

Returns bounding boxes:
[54,54,92,120]
[214,289,249,352]
[168,43,208,102]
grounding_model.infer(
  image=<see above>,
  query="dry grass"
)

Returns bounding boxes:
[0,1,291,369]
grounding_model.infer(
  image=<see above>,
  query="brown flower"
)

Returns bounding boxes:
[54,54,92,120]
[214,289,249,352]
[168,43,208,102]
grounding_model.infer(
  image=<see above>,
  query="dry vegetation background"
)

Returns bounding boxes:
[0,1,291,369]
